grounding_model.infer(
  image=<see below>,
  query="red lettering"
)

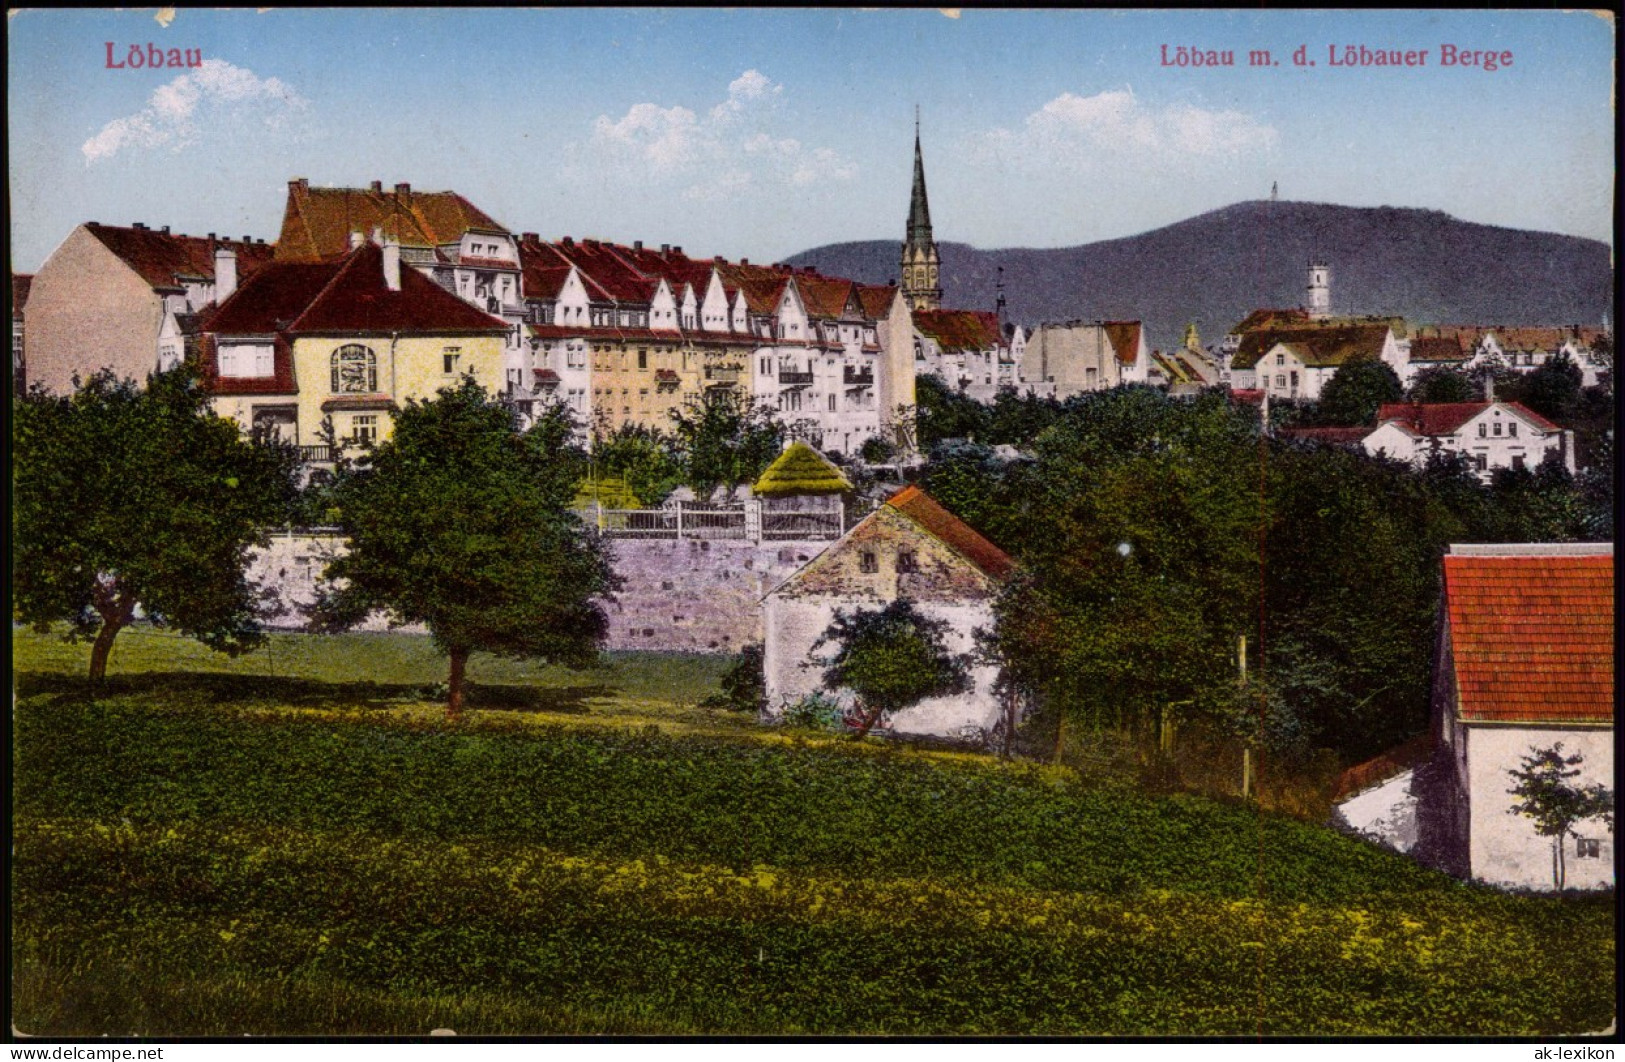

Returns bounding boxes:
[105,41,124,68]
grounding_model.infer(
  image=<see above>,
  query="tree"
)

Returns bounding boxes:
[814,599,971,738]
[668,388,784,501]
[311,380,618,719]
[1500,352,1582,424]
[1406,366,1478,404]
[12,367,299,680]
[1312,360,1403,426]
[1507,744,1614,891]
[589,421,684,506]
[915,372,990,448]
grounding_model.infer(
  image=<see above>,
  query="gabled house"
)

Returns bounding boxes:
[1021,320,1151,399]
[1413,325,1612,388]
[23,222,274,394]
[913,308,1011,402]
[1419,543,1614,890]
[1229,322,1402,401]
[199,241,506,454]
[762,485,1016,741]
[1364,401,1573,478]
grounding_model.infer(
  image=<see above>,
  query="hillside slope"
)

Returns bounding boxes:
[786,201,1613,351]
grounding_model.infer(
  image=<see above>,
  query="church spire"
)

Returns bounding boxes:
[901,107,942,312]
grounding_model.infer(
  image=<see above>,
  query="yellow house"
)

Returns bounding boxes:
[200,241,507,453]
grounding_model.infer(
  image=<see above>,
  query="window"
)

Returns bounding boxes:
[331,344,377,393]
[897,550,917,573]
[1508,422,1518,437]
[1289,371,1299,388]
[828,394,837,412]
[638,349,648,369]
[351,414,378,443]
[443,347,461,375]
[859,551,878,574]
[220,343,275,378]
[1275,353,1285,366]
[1276,374,1287,388]
[1577,838,1601,859]
[1512,454,1526,471]
[1478,423,1487,438]
[1492,421,1502,437]
[1473,453,1488,472]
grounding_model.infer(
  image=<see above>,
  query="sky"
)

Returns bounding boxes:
[7,8,1615,272]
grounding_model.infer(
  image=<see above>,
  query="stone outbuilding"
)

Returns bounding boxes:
[762,485,1016,742]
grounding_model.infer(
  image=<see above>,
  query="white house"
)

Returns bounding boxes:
[762,484,1017,743]
[1363,401,1574,479]
[1418,543,1614,891]
[1228,322,1402,401]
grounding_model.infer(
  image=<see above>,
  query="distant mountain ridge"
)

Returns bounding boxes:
[784,201,1612,352]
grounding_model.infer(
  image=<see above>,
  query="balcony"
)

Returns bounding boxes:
[843,367,874,388]
[297,444,333,464]
[703,364,742,387]
[778,369,814,387]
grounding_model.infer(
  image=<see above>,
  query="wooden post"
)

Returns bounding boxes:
[1239,634,1251,799]
[675,500,684,540]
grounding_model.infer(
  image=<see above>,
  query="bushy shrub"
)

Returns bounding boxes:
[779,691,846,731]
[701,645,765,713]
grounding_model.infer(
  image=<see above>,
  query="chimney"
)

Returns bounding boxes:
[522,232,538,242]
[673,246,681,255]
[349,231,365,250]
[383,238,401,292]
[214,247,238,301]
[562,236,574,247]
[207,232,216,241]
[133,222,147,230]
[242,235,252,243]
[634,240,643,251]
[394,182,411,200]
[741,258,749,265]
[290,177,309,195]
[660,243,669,255]
[370,180,382,193]
[370,226,383,246]
[160,225,170,234]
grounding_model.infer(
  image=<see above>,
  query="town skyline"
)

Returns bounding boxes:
[8,8,1615,274]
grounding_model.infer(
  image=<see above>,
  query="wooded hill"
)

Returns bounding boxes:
[785,201,1612,352]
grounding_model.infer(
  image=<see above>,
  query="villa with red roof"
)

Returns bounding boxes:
[762,484,1018,741]
[22,222,274,394]
[199,240,506,452]
[1364,400,1573,479]
[1423,543,1614,890]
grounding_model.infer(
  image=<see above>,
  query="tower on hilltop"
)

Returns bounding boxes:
[1306,261,1331,320]
[900,109,942,313]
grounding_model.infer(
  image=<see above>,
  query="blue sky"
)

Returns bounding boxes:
[8,8,1614,271]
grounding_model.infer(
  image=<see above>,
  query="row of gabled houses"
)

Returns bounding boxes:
[1280,400,1576,480]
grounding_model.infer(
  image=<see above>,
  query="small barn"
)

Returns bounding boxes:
[762,485,1016,742]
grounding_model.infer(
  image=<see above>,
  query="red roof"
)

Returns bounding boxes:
[275,180,508,261]
[204,244,505,336]
[885,485,1015,582]
[1376,401,1560,436]
[1230,308,1309,334]
[87,224,274,292]
[1102,321,1143,366]
[1334,732,1436,801]
[1409,335,1469,363]
[1278,426,1370,446]
[855,284,898,318]
[1443,551,1614,725]
[914,309,1002,352]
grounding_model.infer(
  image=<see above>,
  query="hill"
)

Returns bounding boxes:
[785,201,1613,351]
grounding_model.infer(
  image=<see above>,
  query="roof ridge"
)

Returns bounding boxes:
[288,245,368,332]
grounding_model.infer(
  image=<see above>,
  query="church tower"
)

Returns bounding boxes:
[900,111,942,312]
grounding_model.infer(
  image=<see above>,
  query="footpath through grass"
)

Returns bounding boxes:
[12,628,1616,1036]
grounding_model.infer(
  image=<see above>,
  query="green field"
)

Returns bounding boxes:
[12,627,1616,1036]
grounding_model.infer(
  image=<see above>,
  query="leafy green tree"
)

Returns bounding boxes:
[858,434,896,465]
[1311,361,1404,426]
[668,388,784,501]
[590,422,684,506]
[1500,352,1583,424]
[990,388,1262,756]
[1406,367,1478,404]
[311,381,618,719]
[702,644,766,713]
[985,386,1063,447]
[12,367,299,680]
[815,599,971,738]
[915,373,990,448]
[1507,744,1614,891]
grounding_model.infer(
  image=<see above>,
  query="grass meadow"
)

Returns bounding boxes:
[11,626,1616,1036]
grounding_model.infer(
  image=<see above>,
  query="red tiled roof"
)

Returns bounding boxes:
[855,284,899,318]
[1102,321,1143,366]
[1334,732,1436,801]
[914,309,1002,352]
[795,272,858,319]
[1375,401,1561,437]
[195,332,298,396]
[275,181,507,261]
[1443,552,1614,724]
[1232,323,1390,370]
[87,224,274,292]
[885,485,1015,582]
[204,244,506,337]
[1409,335,1469,363]
[1230,308,1309,335]
[12,273,33,314]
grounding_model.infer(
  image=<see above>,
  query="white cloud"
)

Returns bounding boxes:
[581,70,854,199]
[82,59,306,165]
[982,88,1278,168]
